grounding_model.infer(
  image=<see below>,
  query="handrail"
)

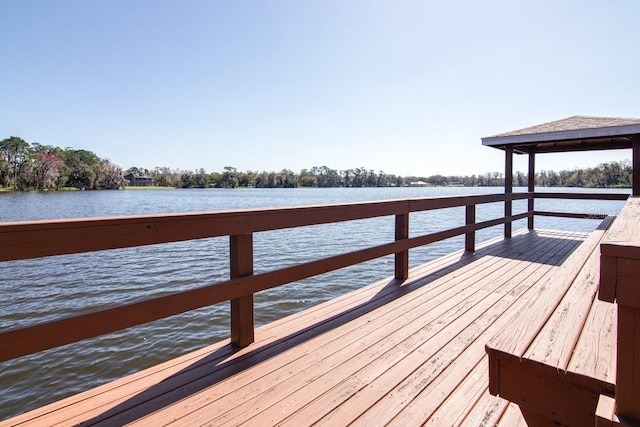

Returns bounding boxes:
[0,192,531,362]
[0,192,529,262]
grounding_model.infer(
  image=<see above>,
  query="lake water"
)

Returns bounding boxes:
[0,187,628,420]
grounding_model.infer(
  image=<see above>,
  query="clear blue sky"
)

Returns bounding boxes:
[2,0,639,177]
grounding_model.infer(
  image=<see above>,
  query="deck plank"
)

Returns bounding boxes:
[496,402,528,427]
[459,391,510,427]
[422,359,488,426]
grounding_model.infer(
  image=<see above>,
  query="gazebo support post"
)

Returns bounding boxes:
[528,150,535,230]
[633,137,640,196]
[504,145,513,238]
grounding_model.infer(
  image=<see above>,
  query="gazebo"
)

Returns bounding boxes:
[481,115,640,236]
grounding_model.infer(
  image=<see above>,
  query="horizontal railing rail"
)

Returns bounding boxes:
[532,192,629,220]
[533,192,629,200]
[0,192,531,362]
[0,191,627,362]
[0,193,529,262]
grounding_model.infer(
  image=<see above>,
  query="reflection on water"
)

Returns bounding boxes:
[0,187,628,420]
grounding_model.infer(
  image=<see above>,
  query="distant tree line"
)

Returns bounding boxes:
[1,136,633,191]
[126,166,408,189]
[0,137,124,190]
[405,160,632,188]
[127,160,633,189]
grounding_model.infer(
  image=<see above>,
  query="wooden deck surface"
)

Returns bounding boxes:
[3,228,595,426]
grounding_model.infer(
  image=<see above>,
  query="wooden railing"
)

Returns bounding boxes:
[0,191,628,363]
[0,193,529,361]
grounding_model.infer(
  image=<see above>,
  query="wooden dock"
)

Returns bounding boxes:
[1,225,611,426]
[3,115,640,425]
[0,190,634,426]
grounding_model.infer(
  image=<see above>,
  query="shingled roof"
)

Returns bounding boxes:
[482,115,640,154]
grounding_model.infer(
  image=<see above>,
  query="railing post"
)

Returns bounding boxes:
[465,204,476,252]
[395,213,409,280]
[230,233,254,347]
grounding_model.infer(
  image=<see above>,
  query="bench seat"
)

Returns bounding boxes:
[486,217,617,426]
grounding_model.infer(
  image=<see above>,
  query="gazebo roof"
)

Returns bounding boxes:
[482,115,640,154]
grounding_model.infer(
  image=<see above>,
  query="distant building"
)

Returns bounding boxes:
[124,173,154,186]
[409,180,428,186]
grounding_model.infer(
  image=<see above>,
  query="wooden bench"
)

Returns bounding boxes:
[596,197,640,426]
[486,216,617,426]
